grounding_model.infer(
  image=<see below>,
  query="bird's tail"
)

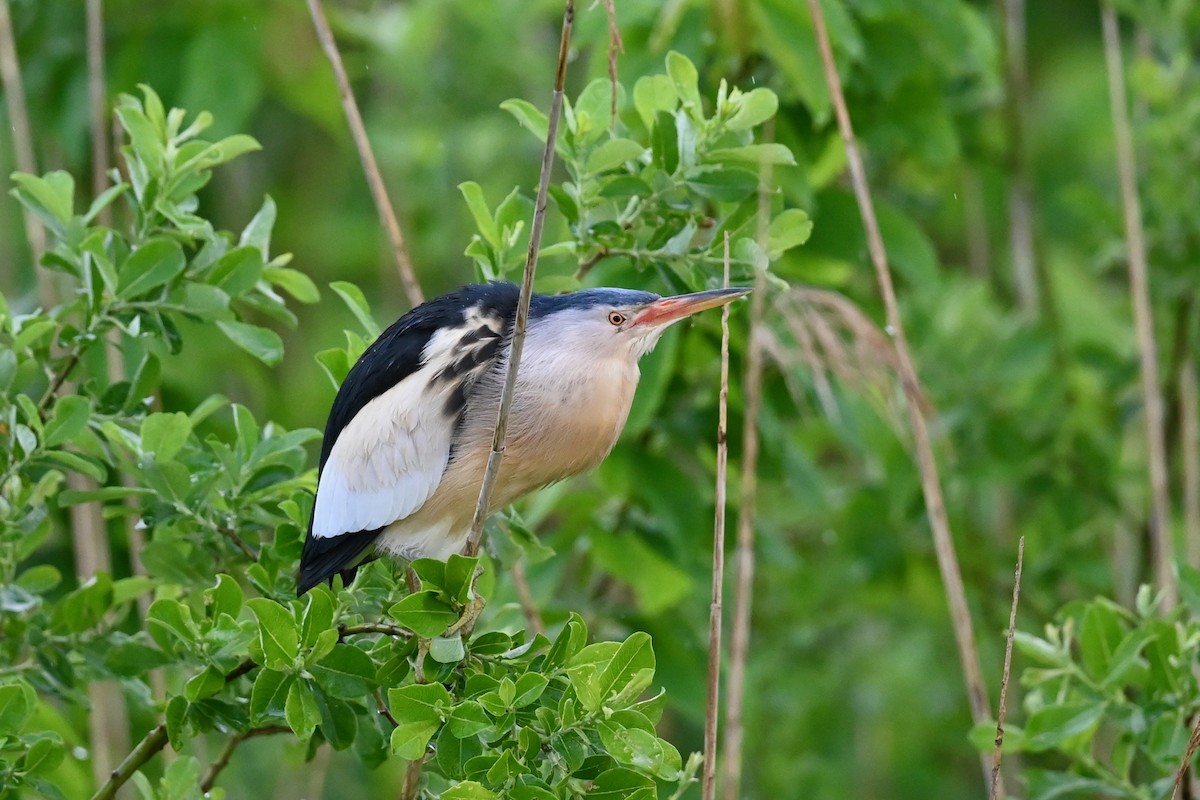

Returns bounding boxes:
[296,528,383,595]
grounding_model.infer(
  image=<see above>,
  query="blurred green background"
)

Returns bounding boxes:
[3,0,1198,797]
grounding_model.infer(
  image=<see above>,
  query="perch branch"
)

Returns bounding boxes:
[465,0,575,555]
[90,723,168,800]
[990,537,1024,800]
[805,0,997,789]
[1101,4,1175,609]
[199,726,289,792]
[701,234,733,800]
[721,129,771,800]
[0,0,49,302]
[306,0,424,308]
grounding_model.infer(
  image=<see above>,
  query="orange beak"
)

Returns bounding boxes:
[629,287,751,329]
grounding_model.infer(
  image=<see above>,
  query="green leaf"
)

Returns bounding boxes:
[207,574,244,620]
[22,736,65,776]
[247,598,300,670]
[300,588,335,649]
[429,635,467,664]
[444,554,479,604]
[217,320,284,366]
[706,143,797,167]
[310,645,378,699]
[587,767,655,799]
[665,51,702,114]
[117,239,186,298]
[1079,601,1125,681]
[597,632,655,704]
[442,782,498,800]
[388,683,452,760]
[513,672,548,708]
[725,87,779,130]
[42,395,91,447]
[598,723,682,780]
[632,74,677,131]
[329,281,381,339]
[184,665,225,702]
[10,171,74,234]
[250,669,294,723]
[146,598,197,652]
[0,683,33,732]
[140,412,192,461]
[265,267,320,304]
[389,591,459,638]
[239,195,276,256]
[459,182,500,249]
[447,701,492,738]
[209,246,265,296]
[1024,702,1107,752]
[767,209,813,258]
[500,99,549,142]
[587,138,646,174]
[285,679,321,739]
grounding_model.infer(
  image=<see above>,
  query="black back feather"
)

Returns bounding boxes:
[297,282,520,595]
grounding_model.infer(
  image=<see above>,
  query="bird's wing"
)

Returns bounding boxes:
[301,283,518,577]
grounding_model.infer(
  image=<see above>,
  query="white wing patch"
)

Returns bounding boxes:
[311,306,502,539]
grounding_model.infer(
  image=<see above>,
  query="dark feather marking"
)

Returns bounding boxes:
[298,282,520,595]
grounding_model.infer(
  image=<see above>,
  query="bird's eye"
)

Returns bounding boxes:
[607,311,626,326]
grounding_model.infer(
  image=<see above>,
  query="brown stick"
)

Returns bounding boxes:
[1182,357,1200,568]
[601,0,623,129]
[511,559,545,636]
[0,0,50,304]
[721,130,771,800]
[701,234,733,800]
[1172,714,1200,800]
[1001,0,1037,314]
[305,0,424,308]
[990,537,1024,800]
[1101,4,1175,610]
[86,0,109,223]
[199,726,289,792]
[805,0,997,788]
[465,0,575,555]
[90,723,168,800]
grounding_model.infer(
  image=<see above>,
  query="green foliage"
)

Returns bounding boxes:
[970,584,1200,799]
[0,53,789,798]
[463,52,807,289]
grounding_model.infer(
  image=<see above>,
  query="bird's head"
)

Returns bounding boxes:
[530,286,750,362]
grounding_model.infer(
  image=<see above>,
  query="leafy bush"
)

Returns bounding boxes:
[0,50,801,799]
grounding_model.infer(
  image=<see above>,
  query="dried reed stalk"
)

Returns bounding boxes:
[1101,4,1175,610]
[990,537,1024,800]
[805,0,997,788]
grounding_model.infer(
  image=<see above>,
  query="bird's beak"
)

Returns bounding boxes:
[629,287,751,329]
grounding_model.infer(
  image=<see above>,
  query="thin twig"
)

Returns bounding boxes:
[701,234,733,800]
[1173,715,1200,800]
[601,0,623,128]
[0,0,49,304]
[339,621,413,639]
[86,0,109,224]
[305,0,424,308]
[465,0,575,556]
[216,523,259,562]
[990,537,1024,800]
[1001,0,1037,314]
[511,559,545,636]
[1101,4,1175,610]
[199,726,289,792]
[1181,356,1199,568]
[805,0,997,789]
[721,125,771,800]
[90,723,168,800]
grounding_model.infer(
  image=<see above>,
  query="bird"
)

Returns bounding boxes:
[297,281,748,595]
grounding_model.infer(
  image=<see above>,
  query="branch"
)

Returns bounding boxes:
[0,0,49,305]
[990,537,1024,800]
[465,0,576,556]
[86,0,110,224]
[1173,714,1200,800]
[339,621,413,639]
[511,559,545,636]
[805,0,996,789]
[601,0,623,129]
[305,0,424,309]
[721,129,771,800]
[90,723,167,800]
[199,726,289,792]
[701,234,733,800]
[1101,3,1175,610]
